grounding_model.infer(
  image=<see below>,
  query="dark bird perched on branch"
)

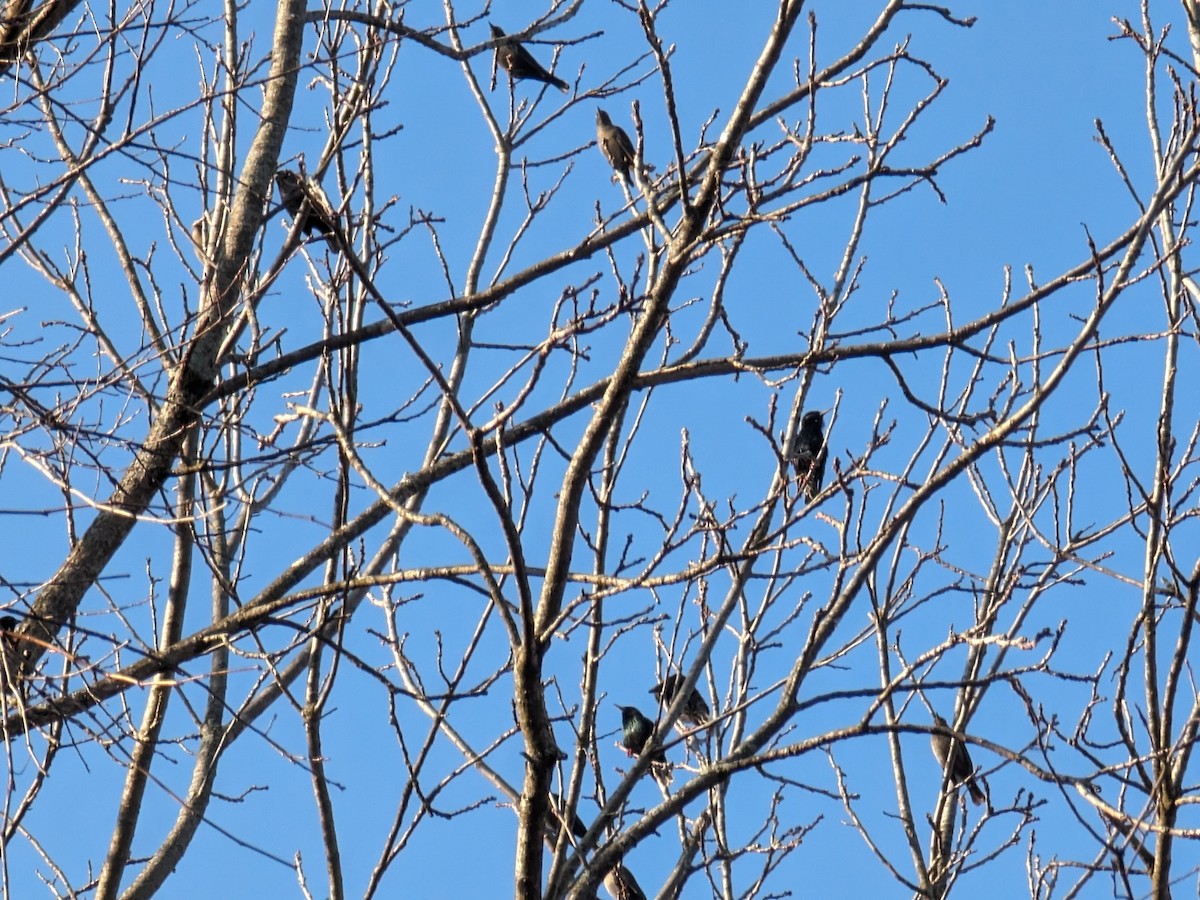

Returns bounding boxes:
[490,24,569,93]
[930,714,985,806]
[791,410,827,502]
[596,108,636,182]
[548,792,587,839]
[275,169,339,239]
[617,705,666,764]
[649,674,710,733]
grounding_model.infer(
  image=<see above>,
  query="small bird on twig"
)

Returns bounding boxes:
[0,615,24,706]
[930,713,985,806]
[596,108,636,182]
[603,861,648,900]
[547,792,587,840]
[649,673,710,733]
[617,705,666,765]
[490,24,569,93]
[791,410,827,502]
[275,169,339,240]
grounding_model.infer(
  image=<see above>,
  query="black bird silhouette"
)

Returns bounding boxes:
[275,169,338,239]
[649,674,710,732]
[930,714,985,806]
[490,24,569,93]
[596,109,636,182]
[792,410,827,501]
[548,792,587,839]
[617,705,666,764]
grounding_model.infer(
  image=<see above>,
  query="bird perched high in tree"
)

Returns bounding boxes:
[930,713,986,806]
[0,615,24,706]
[603,861,648,900]
[617,705,666,764]
[649,674,710,733]
[596,108,636,182]
[547,792,587,840]
[275,169,339,240]
[791,410,827,502]
[490,24,569,93]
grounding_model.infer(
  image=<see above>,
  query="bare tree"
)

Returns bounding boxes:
[0,1,1198,898]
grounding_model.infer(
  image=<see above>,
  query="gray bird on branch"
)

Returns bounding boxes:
[603,861,648,900]
[0,614,25,706]
[930,713,985,806]
[490,24,569,93]
[596,108,636,182]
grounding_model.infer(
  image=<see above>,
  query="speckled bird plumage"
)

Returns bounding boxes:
[649,673,710,731]
[275,169,338,239]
